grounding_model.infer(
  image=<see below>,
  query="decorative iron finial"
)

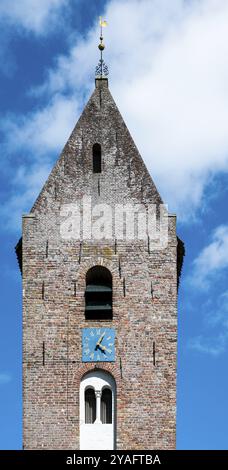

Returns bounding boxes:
[95,16,109,78]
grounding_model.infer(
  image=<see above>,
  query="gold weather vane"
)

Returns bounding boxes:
[95,16,109,78]
[100,17,108,29]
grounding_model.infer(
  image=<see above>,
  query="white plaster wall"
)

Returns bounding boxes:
[80,424,113,450]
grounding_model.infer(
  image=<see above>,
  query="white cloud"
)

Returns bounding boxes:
[1,93,81,231]
[189,333,228,356]
[188,229,228,356]
[206,291,228,328]
[0,0,69,34]
[189,290,228,355]
[2,163,53,231]
[33,0,228,216]
[3,94,79,155]
[192,225,228,288]
[2,0,228,228]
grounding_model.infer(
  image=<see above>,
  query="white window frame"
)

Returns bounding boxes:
[80,370,115,425]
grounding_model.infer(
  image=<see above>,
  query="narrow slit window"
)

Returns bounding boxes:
[101,388,112,424]
[85,388,96,424]
[93,143,101,173]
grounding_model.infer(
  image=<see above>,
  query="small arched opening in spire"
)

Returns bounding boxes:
[93,143,102,173]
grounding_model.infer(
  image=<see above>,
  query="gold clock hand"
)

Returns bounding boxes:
[96,332,105,346]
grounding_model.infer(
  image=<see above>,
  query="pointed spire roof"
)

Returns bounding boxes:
[15,35,185,285]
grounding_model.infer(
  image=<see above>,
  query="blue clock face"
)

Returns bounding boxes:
[82,328,115,362]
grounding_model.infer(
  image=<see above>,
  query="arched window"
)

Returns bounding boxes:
[85,266,112,320]
[93,143,102,173]
[80,370,116,450]
[101,388,112,424]
[85,388,96,424]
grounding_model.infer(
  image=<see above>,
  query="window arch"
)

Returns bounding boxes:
[85,266,112,320]
[93,143,101,173]
[101,387,112,424]
[85,388,96,424]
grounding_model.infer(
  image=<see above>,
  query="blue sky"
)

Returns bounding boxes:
[0,0,228,450]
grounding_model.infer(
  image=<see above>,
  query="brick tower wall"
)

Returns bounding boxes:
[22,78,178,450]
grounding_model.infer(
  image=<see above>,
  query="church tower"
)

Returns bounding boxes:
[16,23,184,450]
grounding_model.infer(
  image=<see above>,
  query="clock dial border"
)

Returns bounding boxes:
[82,327,116,363]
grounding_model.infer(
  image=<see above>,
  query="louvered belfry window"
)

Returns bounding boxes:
[85,266,112,320]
